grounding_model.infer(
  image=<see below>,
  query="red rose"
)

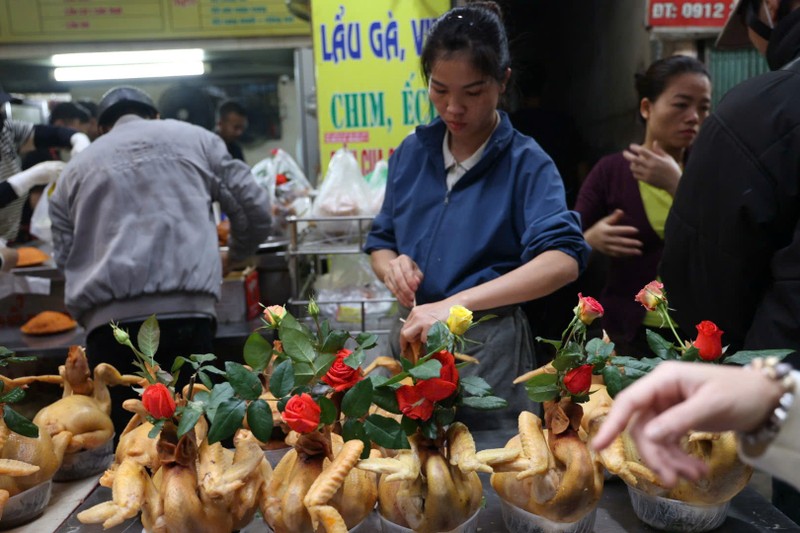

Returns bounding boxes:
[142,383,176,419]
[282,393,321,433]
[396,385,434,421]
[416,350,459,402]
[575,293,604,325]
[563,365,593,396]
[321,349,363,391]
[635,281,666,311]
[694,321,724,361]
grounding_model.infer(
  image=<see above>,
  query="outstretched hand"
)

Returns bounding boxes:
[399,300,452,353]
[591,361,785,487]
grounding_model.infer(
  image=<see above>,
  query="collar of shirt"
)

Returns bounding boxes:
[442,111,499,191]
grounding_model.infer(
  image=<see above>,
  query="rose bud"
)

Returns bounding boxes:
[322,349,363,392]
[564,364,593,396]
[308,299,320,318]
[694,320,724,361]
[282,393,321,434]
[446,305,473,336]
[263,305,286,326]
[575,293,604,325]
[635,280,666,311]
[142,383,176,419]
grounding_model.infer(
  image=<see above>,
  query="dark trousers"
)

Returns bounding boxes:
[86,317,216,440]
[773,478,800,525]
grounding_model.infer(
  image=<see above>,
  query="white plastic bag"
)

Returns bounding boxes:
[30,183,55,244]
[251,149,313,236]
[363,159,388,216]
[312,149,370,236]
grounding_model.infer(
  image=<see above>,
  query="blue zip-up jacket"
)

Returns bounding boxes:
[365,112,589,305]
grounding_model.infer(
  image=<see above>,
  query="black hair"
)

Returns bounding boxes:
[420,1,510,85]
[218,100,247,119]
[49,102,90,125]
[635,55,710,111]
[101,103,157,127]
[77,99,98,118]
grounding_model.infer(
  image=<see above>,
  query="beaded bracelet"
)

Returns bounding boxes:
[739,356,796,457]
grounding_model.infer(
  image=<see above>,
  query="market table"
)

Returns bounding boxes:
[47,429,799,533]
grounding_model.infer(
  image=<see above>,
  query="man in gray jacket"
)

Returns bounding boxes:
[50,86,271,403]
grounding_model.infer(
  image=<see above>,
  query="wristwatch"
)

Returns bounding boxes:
[740,356,796,457]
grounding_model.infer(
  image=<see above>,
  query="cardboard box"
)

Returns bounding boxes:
[215,266,261,323]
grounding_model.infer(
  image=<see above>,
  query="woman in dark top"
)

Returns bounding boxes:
[575,55,711,356]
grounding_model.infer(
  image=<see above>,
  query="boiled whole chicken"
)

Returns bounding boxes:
[490,405,604,524]
[263,430,378,533]
[582,384,751,505]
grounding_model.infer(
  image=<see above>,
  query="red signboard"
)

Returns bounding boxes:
[647,1,736,28]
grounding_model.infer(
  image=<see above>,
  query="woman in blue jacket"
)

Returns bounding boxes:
[364,1,589,427]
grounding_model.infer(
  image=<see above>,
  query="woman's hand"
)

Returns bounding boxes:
[591,361,785,487]
[399,300,452,352]
[584,209,643,257]
[379,253,423,308]
[623,141,682,196]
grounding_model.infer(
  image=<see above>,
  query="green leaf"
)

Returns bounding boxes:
[244,333,272,372]
[177,403,204,438]
[293,362,315,386]
[434,407,456,426]
[281,328,316,364]
[318,396,338,425]
[0,346,14,358]
[611,356,662,379]
[0,387,26,404]
[344,348,366,370]
[191,353,217,364]
[551,348,584,371]
[138,314,160,359]
[400,415,418,435]
[371,385,401,414]
[535,336,563,350]
[312,353,338,380]
[585,338,615,359]
[278,312,306,333]
[247,399,274,442]
[603,365,625,397]
[321,330,350,353]
[419,418,438,440]
[364,414,409,449]
[203,366,227,376]
[342,378,373,418]
[198,371,213,390]
[342,418,370,459]
[148,419,165,439]
[425,322,452,353]
[269,359,295,398]
[400,357,414,372]
[6,355,36,364]
[171,356,188,374]
[356,332,379,350]
[524,373,560,402]
[205,382,235,422]
[646,329,679,360]
[225,361,263,401]
[408,359,442,380]
[207,398,246,444]
[459,375,492,397]
[3,406,38,438]
[681,345,700,362]
[723,349,794,365]
[460,395,508,410]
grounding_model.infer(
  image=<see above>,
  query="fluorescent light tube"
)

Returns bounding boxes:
[52,48,204,67]
[54,61,205,82]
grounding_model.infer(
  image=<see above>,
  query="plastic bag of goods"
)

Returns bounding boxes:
[363,159,388,216]
[312,255,394,323]
[251,149,312,236]
[311,148,370,237]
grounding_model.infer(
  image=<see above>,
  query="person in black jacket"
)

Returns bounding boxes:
[660,0,800,522]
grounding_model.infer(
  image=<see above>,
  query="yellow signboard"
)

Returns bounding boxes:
[312,0,450,176]
[0,0,310,43]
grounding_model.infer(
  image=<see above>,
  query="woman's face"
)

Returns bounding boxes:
[640,72,712,152]
[428,54,508,145]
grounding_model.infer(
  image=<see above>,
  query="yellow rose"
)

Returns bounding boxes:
[446,305,473,336]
